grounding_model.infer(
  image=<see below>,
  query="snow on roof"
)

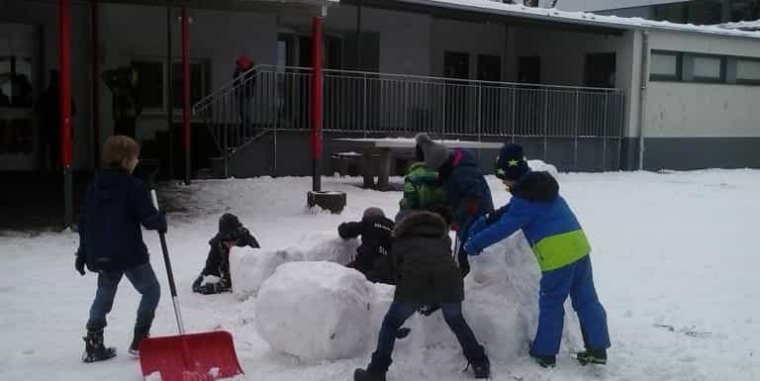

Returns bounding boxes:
[719,19,760,31]
[396,0,760,39]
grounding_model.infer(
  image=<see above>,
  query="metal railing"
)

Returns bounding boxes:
[193,65,626,172]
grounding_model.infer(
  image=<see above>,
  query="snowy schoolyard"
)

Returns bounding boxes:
[1,169,760,381]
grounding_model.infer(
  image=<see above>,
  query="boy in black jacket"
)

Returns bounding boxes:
[75,135,167,363]
[192,213,260,295]
[338,208,394,283]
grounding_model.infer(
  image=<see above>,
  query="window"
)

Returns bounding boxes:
[650,52,681,81]
[689,55,725,82]
[171,62,208,110]
[133,61,164,111]
[736,59,760,84]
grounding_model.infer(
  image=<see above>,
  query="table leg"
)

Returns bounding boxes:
[362,149,375,189]
[377,148,392,191]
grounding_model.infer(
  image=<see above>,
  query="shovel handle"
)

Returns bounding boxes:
[151,189,186,335]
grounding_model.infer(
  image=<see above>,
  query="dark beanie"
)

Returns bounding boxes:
[495,144,529,181]
[218,213,244,241]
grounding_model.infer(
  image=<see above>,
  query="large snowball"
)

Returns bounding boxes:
[255,261,373,362]
[229,247,304,301]
[528,159,559,178]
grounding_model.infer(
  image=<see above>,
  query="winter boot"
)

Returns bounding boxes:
[128,325,150,357]
[529,352,556,368]
[353,368,386,381]
[577,349,607,365]
[82,329,117,363]
[465,345,491,379]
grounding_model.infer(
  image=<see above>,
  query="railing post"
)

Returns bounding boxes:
[477,83,482,159]
[223,96,229,178]
[602,92,609,172]
[542,88,548,161]
[362,73,368,137]
[441,83,447,140]
[573,89,580,170]
[511,86,516,143]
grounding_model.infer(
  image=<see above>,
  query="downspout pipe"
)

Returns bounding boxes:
[637,30,649,171]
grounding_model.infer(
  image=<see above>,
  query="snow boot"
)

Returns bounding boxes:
[82,329,117,363]
[353,368,386,381]
[465,345,491,379]
[128,325,150,357]
[529,352,556,368]
[577,349,607,365]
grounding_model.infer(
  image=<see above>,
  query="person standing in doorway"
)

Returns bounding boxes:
[102,65,142,138]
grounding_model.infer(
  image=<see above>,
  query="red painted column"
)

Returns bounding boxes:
[59,0,71,168]
[181,7,191,185]
[59,0,73,229]
[310,16,323,192]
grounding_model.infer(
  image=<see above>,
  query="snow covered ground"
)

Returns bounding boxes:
[2,169,760,381]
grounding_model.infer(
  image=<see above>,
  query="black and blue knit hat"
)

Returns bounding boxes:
[495,144,529,181]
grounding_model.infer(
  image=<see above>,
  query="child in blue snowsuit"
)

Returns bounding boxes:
[463,143,610,368]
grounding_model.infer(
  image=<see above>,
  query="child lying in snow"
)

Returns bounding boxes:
[192,213,260,295]
[354,210,490,381]
[463,143,610,368]
[338,207,395,284]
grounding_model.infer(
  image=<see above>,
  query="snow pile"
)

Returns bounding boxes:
[255,261,374,362]
[230,247,303,301]
[253,232,582,363]
[528,159,559,178]
[230,235,358,301]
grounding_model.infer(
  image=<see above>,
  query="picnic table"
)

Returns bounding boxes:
[333,138,503,191]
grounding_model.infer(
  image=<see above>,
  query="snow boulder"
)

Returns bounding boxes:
[300,233,359,265]
[230,247,304,301]
[528,159,559,179]
[255,261,373,362]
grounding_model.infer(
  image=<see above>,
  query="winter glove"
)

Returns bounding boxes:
[75,254,86,276]
[157,215,168,234]
[419,305,441,316]
[200,282,229,295]
[459,263,471,278]
[395,328,411,339]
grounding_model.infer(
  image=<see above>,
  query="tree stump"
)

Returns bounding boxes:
[307,191,347,214]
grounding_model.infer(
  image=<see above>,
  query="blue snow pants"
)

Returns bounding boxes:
[530,255,610,356]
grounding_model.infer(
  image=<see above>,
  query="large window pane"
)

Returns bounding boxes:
[737,60,760,82]
[132,61,164,110]
[693,56,723,80]
[172,62,207,109]
[651,52,679,80]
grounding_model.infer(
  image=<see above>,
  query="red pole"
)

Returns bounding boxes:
[60,0,71,168]
[60,0,73,229]
[310,16,323,192]
[181,7,191,185]
[90,0,100,168]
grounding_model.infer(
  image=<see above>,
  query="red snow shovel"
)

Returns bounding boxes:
[139,190,244,381]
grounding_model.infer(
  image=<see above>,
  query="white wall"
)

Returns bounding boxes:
[285,4,432,76]
[514,26,635,87]
[644,30,760,138]
[431,18,507,79]
[1,0,91,169]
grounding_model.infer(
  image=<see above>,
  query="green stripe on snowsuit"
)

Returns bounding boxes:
[532,229,590,272]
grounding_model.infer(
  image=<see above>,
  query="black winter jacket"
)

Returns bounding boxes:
[338,215,394,276]
[76,169,166,271]
[392,211,464,304]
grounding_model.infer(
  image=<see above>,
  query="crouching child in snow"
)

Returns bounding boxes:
[354,210,491,381]
[338,207,395,284]
[192,213,260,295]
[75,135,167,362]
[463,143,610,368]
